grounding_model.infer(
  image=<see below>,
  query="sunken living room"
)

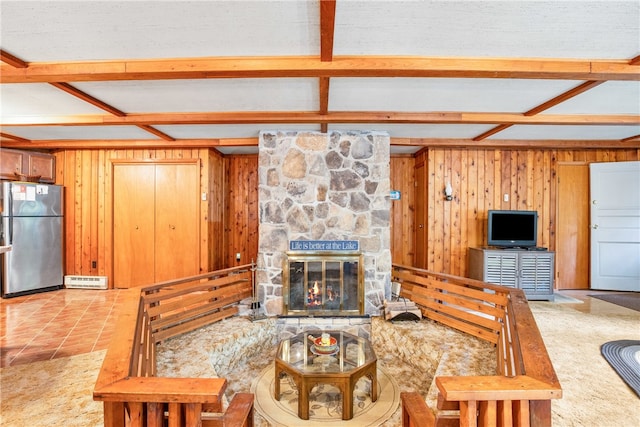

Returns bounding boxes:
[1,2,639,427]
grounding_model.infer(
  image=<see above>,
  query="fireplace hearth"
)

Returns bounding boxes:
[282,251,364,316]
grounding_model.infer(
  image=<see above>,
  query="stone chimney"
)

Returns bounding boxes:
[256,130,391,316]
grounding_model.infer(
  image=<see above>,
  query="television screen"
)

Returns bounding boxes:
[487,210,538,248]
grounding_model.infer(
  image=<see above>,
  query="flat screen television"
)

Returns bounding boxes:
[487,210,538,248]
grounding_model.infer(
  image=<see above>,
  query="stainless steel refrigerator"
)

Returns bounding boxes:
[1,181,64,298]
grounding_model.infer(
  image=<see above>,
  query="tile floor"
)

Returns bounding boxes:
[0,287,635,368]
[0,288,124,367]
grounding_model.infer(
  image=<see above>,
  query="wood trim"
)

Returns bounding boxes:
[2,56,638,83]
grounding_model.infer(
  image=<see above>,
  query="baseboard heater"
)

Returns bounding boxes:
[64,275,108,290]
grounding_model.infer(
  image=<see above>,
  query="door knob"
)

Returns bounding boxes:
[592,224,598,229]
[170,225,175,230]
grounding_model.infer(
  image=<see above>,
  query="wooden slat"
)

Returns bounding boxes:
[478,400,497,426]
[184,403,202,426]
[403,282,506,320]
[459,400,477,427]
[401,392,436,427]
[420,307,500,344]
[152,306,239,343]
[513,399,530,427]
[406,291,503,335]
[168,402,181,427]
[146,279,250,316]
[128,402,144,427]
[147,402,164,427]
[150,291,251,333]
[103,402,125,427]
[497,400,513,427]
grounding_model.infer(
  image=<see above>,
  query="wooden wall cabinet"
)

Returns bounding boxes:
[0,148,55,182]
[468,247,555,301]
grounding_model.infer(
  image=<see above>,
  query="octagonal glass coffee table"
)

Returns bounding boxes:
[274,330,377,420]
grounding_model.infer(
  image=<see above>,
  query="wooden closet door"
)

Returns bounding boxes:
[154,163,199,282]
[556,163,589,289]
[113,164,156,288]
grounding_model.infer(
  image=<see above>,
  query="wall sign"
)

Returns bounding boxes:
[289,240,359,251]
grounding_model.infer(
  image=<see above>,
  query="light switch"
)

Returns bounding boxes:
[503,193,509,202]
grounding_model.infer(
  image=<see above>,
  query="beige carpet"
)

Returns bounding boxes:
[529,302,640,427]
[251,365,399,426]
[0,350,105,427]
[2,301,639,426]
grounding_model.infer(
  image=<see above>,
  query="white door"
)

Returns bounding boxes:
[590,161,640,291]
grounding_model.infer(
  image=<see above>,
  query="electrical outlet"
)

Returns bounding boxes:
[92,261,97,268]
[503,193,509,202]
[236,252,241,261]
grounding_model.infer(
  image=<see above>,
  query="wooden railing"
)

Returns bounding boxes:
[94,262,559,427]
[393,264,562,427]
[94,265,255,427]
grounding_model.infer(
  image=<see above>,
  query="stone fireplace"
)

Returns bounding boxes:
[256,130,391,316]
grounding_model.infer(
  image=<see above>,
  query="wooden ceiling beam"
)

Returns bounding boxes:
[320,0,336,62]
[2,56,639,83]
[523,81,605,116]
[0,132,30,142]
[49,82,127,116]
[0,49,28,68]
[3,111,637,126]
[474,80,608,140]
[473,124,512,141]
[2,137,637,151]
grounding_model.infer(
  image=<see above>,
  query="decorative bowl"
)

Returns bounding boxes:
[313,336,337,353]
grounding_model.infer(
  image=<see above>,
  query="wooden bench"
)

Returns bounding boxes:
[93,266,255,427]
[94,263,560,427]
[393,265,562,427]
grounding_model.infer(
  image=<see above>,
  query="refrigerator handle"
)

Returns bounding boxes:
[8,187,13,245]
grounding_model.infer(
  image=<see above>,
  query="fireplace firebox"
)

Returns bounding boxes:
[282,251,364,316]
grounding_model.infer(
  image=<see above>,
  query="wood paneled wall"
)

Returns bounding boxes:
[416,147,640,279]
[54,146,638,289]
[389,156,416,266]
[54,148,218,283]
[224,155,259,268]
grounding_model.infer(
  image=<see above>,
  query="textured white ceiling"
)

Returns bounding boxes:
[0,0,638,153]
